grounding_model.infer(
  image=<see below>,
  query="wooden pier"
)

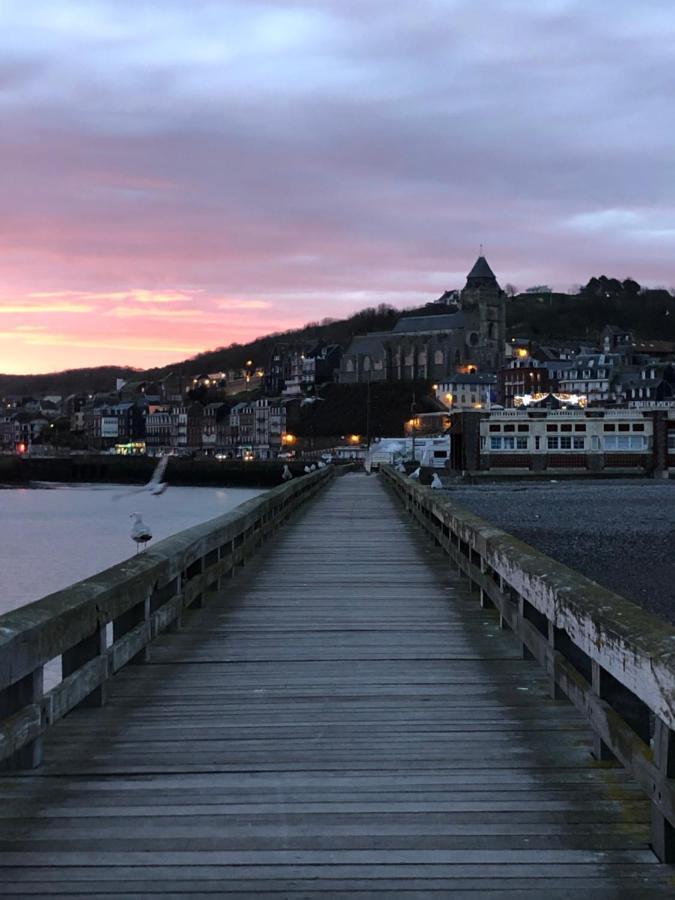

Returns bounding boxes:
[1,473,674,896]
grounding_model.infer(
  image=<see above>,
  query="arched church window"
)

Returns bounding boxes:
[363,356,371,372]
[417,351,427,365]
[345,359,354,373]
[468,332,479,347]
[434,350,444,365]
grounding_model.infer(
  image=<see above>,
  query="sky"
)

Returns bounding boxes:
[1,0,674,374]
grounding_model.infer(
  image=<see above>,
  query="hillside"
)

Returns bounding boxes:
[0,366,140,397]
[507,279,675,341]
[141,304,403,380]
[3,275,674,396]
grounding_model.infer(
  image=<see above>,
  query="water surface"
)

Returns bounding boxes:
[0,482,263,616]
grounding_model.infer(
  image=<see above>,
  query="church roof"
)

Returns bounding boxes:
[392,312,465,334]
[467,255,496,281]
[344,335,386,356]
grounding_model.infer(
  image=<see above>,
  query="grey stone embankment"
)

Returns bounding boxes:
[446,479,675,625]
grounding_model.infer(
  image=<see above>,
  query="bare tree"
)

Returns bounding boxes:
[504,283,518,298]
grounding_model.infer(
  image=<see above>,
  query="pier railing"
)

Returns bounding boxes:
[0,467,333,772]
[382,465,675,863]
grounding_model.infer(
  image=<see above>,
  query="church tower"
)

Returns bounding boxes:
[460,254,505,372]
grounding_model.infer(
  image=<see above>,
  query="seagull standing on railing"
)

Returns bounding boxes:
[113,455,169,501]
[130,513,152,553]
[431,473,443,489]
[282,464,293,481]
[409,467,421,480]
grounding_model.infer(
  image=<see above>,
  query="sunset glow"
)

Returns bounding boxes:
[2,0,674,373]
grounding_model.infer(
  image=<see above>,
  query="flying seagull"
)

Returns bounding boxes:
[113,455,169,501]
[130,512,152,553]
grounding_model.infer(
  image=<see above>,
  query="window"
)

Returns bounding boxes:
[546,424,558,432]
[535,436,541,450]
[573,437,585,449]
[559,436,572,449]
[503,436,515,450]
[504,424,515,432]
[604,435,646,450]
[516,437,528,449]
[517,423,529,432]
[668,434,675,451]
[618,423,630,432]
[632,423,645,432]
[489,424,500,432]
[547,436,559,449]
[490,436,501,450]
[574,423,586,432]
[591,435,601,450]
[603,423,616,432]
[434,350,444,365]
[561,423,572,432]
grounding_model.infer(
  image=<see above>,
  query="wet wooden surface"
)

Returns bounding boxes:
[1,473,673,897]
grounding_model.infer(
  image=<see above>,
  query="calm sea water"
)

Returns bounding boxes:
[0,483,263,616]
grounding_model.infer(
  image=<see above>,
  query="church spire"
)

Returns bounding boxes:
[466,254,497,287]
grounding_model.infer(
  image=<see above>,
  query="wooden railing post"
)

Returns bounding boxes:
[652,717,675,862]
[62,625,107,707]
[168,573,183,632]
[0,668,43,769]
[113,594,150,665]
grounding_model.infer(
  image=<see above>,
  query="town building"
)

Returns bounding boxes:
[436,373,497,410]
[447,408,663,475]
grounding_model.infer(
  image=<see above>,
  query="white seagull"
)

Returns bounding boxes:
[304,465,312,474]
[282,464,293,481]
[409,467,421,480]
[130,513,152,553]
[430,473,443,489]
[113,455,169,501]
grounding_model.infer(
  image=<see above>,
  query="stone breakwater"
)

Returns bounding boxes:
[448,479,675,625]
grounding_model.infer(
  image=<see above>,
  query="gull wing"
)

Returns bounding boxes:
[150,455,169,486]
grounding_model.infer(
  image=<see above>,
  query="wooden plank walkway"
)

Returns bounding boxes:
[1,473,673,897]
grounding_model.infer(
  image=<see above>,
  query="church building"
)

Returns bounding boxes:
[338,255,506,384]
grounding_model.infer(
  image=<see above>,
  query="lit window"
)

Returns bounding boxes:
[503,436,515,449]
[490,436,501,450]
